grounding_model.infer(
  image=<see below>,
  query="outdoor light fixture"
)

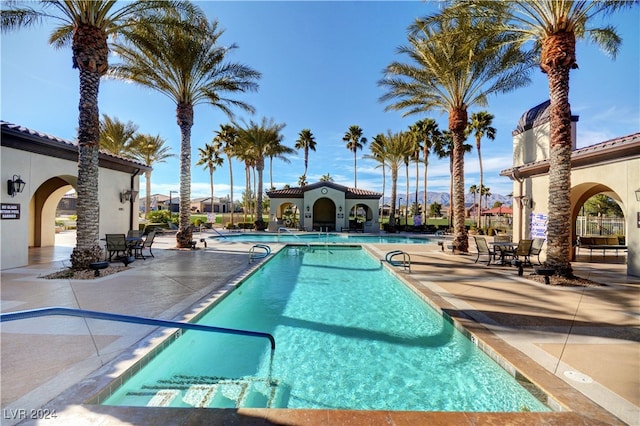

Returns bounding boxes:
[7,175,26,197]
[120,189,138,204]
[520,196,533,209]
[306,205,310,212]
[635,188,640,202]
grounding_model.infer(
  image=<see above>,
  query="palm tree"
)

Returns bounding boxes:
[410,118,441,223]
[99,115,139,158]
[196,143,224,217]
[1,0,200,268]
[266,139,295,191]
[380,8,534,253]
[213,124,239,225]
[375,131,414,227]
[343,125,367,188]
[365,134,388,222]
[298,175,308,187]
[466,111,496,228]
[233,118,286,229]
[131,133,175,217]
[449,1,634,276]
[433,131,472,230]
[295,129,317,179]
[319,173,334,183]
[109,9,260,247]
[469,184,479,226]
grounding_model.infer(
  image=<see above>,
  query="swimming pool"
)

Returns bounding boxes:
[212,232,434,244]
[102,246,549,412]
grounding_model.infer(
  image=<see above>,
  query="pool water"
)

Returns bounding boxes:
[103,246,549,412]
[212,232,433,244]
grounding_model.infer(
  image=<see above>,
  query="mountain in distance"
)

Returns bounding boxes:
[382,191,512,207]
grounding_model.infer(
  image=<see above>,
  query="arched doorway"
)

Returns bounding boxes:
[313,197,336,231]
[348,203,372,232]
[31,176,76,248]
[571,183,626,261]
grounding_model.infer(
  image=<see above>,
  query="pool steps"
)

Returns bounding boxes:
[384,250,411,272]
[136,375,289,408]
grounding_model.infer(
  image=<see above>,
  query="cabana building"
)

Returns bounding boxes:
[266,182,382,233]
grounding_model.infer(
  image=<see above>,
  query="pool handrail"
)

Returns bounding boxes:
[385,250,411,272]
[0,306,275,350]
[210,227,227,238]
[249,243,271,263]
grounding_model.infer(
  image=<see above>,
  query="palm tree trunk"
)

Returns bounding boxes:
[353,151,358,188]
[145,170,152,218]
[423,154,428,224]
[209,169,214,216]
[227,153,234,224]
[256,160,264,228]
[70,67,104,269]
[175,102,193,248]
[477,139,483,229]
[545,65,574,276]
[450,108,468,253]
[389,166,398,226]
[405,162,409,225]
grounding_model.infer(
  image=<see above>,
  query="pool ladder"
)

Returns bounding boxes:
[249,244,271,263]
[385,250,411,272]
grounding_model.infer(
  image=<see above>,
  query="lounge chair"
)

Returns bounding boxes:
[105,234,128,261]
[133,231,156,259]
[473,236,495,266]
[530,238,545,265]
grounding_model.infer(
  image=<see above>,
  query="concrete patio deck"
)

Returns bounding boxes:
[1,230,638,425]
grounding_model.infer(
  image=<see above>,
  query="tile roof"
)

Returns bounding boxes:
[500,132,640,178]
[267,181,382,199]
[1,120,150,170]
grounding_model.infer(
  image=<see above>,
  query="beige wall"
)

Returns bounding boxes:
[1,146,141,270]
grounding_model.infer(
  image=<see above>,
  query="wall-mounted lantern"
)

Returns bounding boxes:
[7,175,26,197]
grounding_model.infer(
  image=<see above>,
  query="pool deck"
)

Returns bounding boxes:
[1,230,638,425]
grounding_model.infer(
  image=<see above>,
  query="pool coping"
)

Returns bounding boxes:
[60,243,624,425]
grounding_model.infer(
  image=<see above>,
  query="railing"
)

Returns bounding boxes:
[210,227,227,239]
[0,307,275,350]
[384,250,411,272]
[249,244,271,263]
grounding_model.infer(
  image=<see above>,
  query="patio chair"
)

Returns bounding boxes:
[506,239,533,267]
[105,234,128,261]
[127,229,143,238]
[133,231,156,259]
[530,238,545,265]
[473,236,495,266]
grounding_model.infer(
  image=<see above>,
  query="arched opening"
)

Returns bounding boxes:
[313,197,336,231]
[280,202,300,228]
[348,203,371,232]
[571,182,626,262]
[30,176,76,248]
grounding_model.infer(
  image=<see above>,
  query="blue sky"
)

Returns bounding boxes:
[2,1,638,202]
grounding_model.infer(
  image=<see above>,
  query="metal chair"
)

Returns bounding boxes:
[105,234,128,261]
[473,236,495,266]
[133,231,156,259]
[530,238,545,265]
[509,239,533,267]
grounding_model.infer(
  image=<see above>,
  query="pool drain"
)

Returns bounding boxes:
[563,370,593,383]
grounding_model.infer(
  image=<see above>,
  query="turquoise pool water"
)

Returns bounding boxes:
[103,246,549,412]
[212,232,433,244]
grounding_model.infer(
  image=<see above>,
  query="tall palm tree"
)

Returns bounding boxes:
[109,10,260,247]
[407,125,423,210]
[196,143,224,217]
[99,114,139,158]
[233,118,286,229]
[365,134,388,222]
[294,129,317,179]
[375,131,414,227]
[449,1,634,276]
[131,133,175,217]
[410,118,442,223]
[213,124,239,225]
[433,131,472,230]
[380,8,534,253]
[298,175,308,187]
[342,125,367,188]
[266,139,294,191]
[1,0,200,268]
[469,184,479,226]
[466,111,496,228]
[319,173,334,182]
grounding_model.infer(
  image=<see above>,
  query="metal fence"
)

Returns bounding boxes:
[575,215,625,236]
